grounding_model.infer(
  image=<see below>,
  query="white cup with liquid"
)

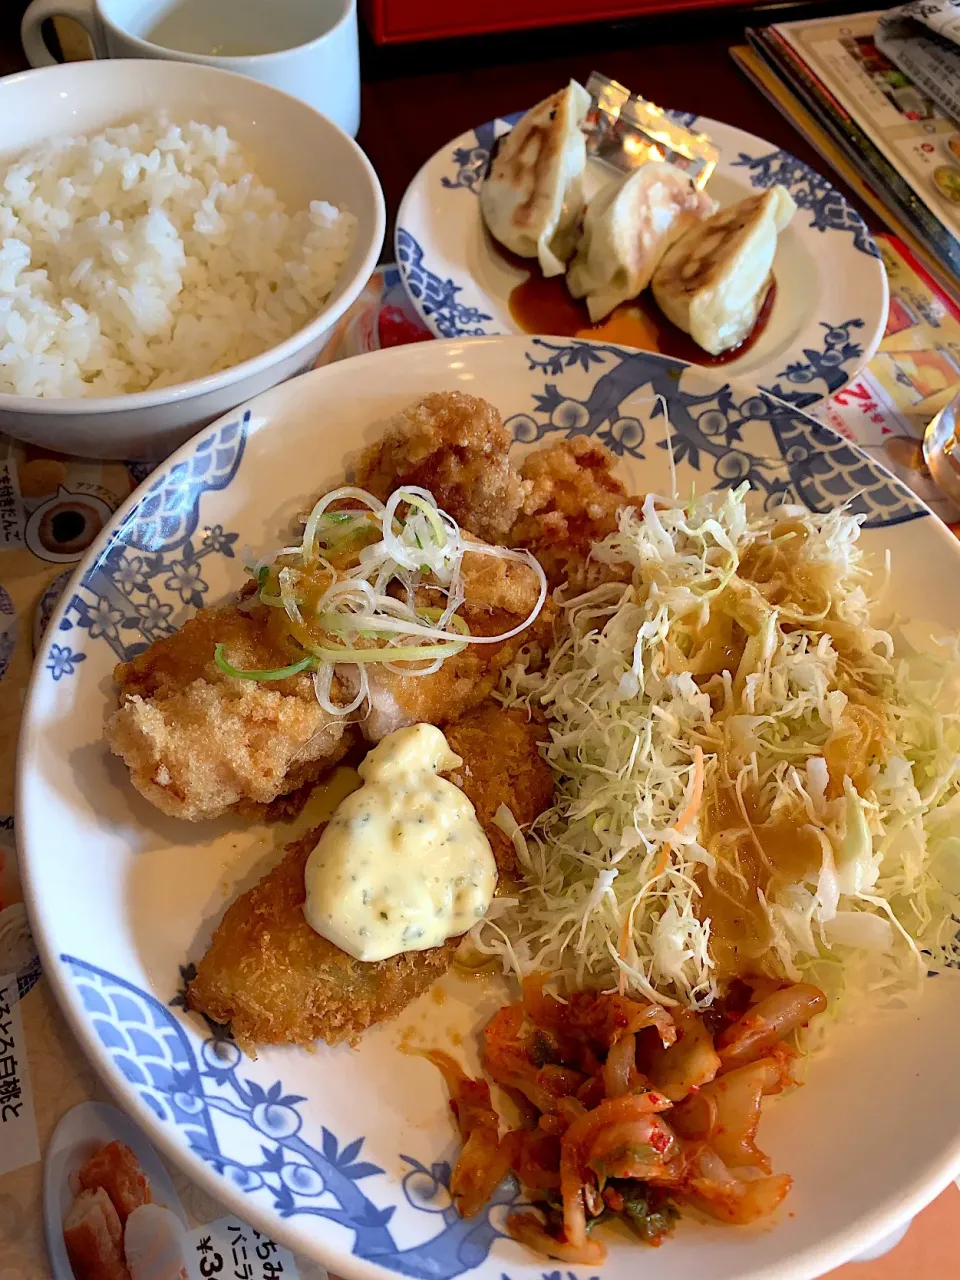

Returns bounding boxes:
[20,0,360,137]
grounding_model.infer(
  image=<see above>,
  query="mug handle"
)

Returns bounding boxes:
[21,0,106,66]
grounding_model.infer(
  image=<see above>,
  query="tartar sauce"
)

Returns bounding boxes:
[303,724,497,962]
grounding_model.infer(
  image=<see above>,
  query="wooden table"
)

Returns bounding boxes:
[0,6,955,1276]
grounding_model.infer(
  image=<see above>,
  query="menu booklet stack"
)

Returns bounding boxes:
[733,6,960,298]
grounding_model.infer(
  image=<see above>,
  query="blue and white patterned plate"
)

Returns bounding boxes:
[16,337,960,1280]
[395,112,888,408]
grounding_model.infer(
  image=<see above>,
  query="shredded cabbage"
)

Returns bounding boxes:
[477,483,960,1024]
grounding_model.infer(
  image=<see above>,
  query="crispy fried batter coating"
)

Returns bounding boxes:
[107,604,357,822]
[361,550,554,739]
[107,542,545,821]
[510,437,639,593]
[186,705,555,1052]
[355,392,526,544]
[107,393,625,824]
[187,828,458,1052]
[444,705,554,879]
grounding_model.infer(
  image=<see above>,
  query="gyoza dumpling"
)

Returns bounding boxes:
[566,162,717,322]
[480,80,591,277]
[651,186,797,355]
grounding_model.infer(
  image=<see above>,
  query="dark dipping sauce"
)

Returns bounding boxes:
[495,241,776,366]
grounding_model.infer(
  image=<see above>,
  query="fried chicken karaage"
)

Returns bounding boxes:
[354,391,640,595]
[355,391,526,545]
[107,544,545,822]
[509,437,639,593]
[106,392,558,822]
[186,705,554,1051]
[360,550,554,740]
[106,394,639,824]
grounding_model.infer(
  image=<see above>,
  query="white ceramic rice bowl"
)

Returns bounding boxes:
[0,59,385,460]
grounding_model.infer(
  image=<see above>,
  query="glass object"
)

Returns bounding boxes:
[923,389,960,505]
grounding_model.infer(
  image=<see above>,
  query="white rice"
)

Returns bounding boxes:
[0,112,357,398]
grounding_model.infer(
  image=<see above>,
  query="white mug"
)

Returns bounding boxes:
[20,0,360,137]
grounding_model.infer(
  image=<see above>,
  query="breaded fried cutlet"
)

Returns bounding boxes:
[355,391,527,544]
[443,704,554,879]
[510,437,639,593]
[107,603,358,822]
[107,544,545,822]
[188,828,458,1052]
[186,705,555,1052]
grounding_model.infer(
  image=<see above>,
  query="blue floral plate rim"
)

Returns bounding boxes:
[394,107,888,411]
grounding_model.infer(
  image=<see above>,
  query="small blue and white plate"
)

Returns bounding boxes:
[44,1101,188,1280]
[395,112,888,408]
[16,337,960,1280]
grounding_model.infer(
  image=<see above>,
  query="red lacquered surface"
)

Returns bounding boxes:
[362,0,747,44]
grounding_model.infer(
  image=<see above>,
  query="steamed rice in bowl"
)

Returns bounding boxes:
[0,111,357,398]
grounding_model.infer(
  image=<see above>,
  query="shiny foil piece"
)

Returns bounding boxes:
[583,71,718,190]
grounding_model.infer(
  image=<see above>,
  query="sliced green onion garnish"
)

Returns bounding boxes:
[239,483,545,719]
[215,643,315,681]
[305,641,466,665]
[401,491,447,547]
[316,611,471,642]
[417,608,470,635]
[322,525,372,552]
